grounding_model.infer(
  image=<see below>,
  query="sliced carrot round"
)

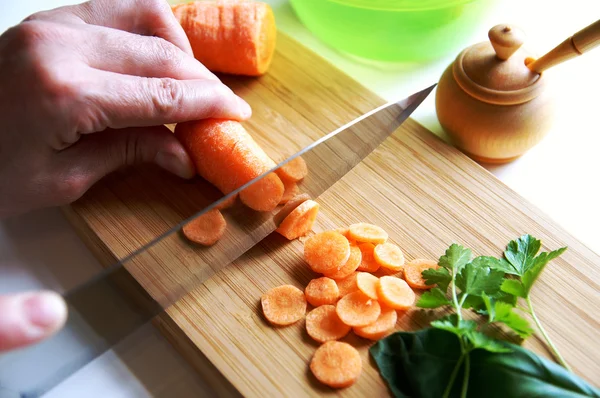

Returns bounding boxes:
[348,223,388,245]
[356,272,379,300]
[373,243,405,272]
[324,245,361,280]
[335,291,381,327]
[305,305,351,343]
[377,276,415,310]
[335,272,359,297]
[279,180,300,205]
[353,306,398,341]
[276,156,308,182]
[404,259,439,290]
[273,193,310,227]
[261,285,307,326]
[357,243,380,273]
[310,341,362,389]
[304,231,351,274]
[276,199,320,240]
[240,172,285,212]
[305,277,339,307]
[182,209,227,246]
[215,194,238,210]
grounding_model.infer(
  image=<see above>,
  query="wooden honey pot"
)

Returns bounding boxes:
[436,20,600,164]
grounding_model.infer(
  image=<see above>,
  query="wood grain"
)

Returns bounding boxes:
[64,33,600,396]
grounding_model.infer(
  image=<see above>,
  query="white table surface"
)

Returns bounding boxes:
[1,0,599,396]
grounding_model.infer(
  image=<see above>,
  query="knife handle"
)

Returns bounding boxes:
[527,19,600,73]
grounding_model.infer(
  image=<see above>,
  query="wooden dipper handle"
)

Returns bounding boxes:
[528,19,600,73]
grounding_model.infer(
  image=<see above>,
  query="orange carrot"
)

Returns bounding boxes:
[174,119,284,212]
[335,272,359,297]
[357,243,380,273]
[335,291,381,327]
[325,245,361,280]
[310,341,362,389]
[348,223,388,244]
[304,231,350,274]
[353,306,398,341]
[276,199,319,240]
[172,1,277,76]
[182,209,226,246]
[215,193,238,210]
[273,193,310,227]
[377,276,415,310]
[261,285,307,326]
[404,259,439,290]
[279,180,299,204]
[373,243,405,272]
[356,272,379,300]
[276,156,308,183]
[305,277,339,307]
[305,305,351,343]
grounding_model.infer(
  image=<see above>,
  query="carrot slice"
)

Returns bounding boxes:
[357,243,380,273]
[172,1,277,76]
[377,276,415,310]
[373,243,405,272]
[356,272,379,300]
[276,156,308,183]
[279,180,300,204]
[325,245,361,280]
[404,259,439,290]
[310,341,362,389]
[182,209,226,246]
[215,193,238,210]
[305,277,339,307]
[335,272,359,297]
[348,223,388,244]
[174,120,284,211]
[276,199,319,240]
[261,285,307,326]
[240,172,285,212]
[335,291,381,327]
[304,231,351,274]
[305,305,351,343]
[273,193,311,227]
[353,306,398,341]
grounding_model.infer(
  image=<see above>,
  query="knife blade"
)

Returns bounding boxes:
[0,84,435,398]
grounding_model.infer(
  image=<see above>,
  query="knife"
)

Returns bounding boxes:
[0,84,435,398]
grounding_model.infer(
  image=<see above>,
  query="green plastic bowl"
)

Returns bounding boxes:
[289,0,493,62]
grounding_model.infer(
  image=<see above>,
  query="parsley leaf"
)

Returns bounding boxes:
[501,279,527,298]
[493,302,534,338]
[431,315,476,337]
[504,234,541,275]
[422,267,451,293]
[455,257,505,297]
[438,243,471,273]
[521,247,567,294]
[465,330,513,353]
[417,288,451,309]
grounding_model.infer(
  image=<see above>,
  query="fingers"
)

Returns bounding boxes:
[65,0,194,56]
[89,71,252,129]
[60,125,195,189]
[0,291,68,352]
[82,26,217,81]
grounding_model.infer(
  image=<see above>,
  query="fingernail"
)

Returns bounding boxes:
[23,292,67,332]
[237,96,252,119]
[155,150,195,179]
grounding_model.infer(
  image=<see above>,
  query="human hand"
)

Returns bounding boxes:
[0,291,67,352]
[0,0,252,219]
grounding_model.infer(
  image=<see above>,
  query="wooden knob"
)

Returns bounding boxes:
[488,24,526,60]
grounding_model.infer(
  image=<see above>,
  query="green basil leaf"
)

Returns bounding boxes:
[417,288,451,309]
[370,328,600,398]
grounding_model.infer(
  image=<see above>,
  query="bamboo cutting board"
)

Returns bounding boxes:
[63,33,600,396]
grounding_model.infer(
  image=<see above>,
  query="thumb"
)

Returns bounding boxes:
[61,125,196,190]
[0,291,68,352]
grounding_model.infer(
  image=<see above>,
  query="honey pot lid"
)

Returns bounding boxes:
[454,24,545,105]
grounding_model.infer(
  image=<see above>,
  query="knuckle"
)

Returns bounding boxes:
[53,173,89,203]
[149,77,183,118]
[8,20,51,50]
[151,39,183,70]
